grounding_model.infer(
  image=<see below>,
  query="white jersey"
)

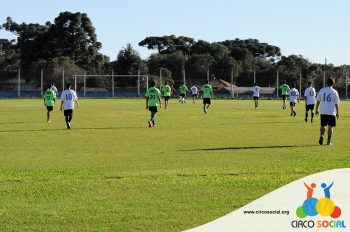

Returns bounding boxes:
[316,87,339,115]
[60,89,78,110]
[51,85,58,96]
[251,86,262,97]
[191,86,198,95]
[288,88,299,103]
[304,87,316,105]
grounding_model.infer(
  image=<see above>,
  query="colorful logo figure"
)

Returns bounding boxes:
[296,182,341,219]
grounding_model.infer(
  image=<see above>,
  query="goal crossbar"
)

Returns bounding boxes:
[71,74,149,97]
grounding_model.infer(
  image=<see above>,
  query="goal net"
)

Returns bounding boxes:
[71,74,149,97]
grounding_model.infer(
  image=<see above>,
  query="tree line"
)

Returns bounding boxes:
[0,11,349,93]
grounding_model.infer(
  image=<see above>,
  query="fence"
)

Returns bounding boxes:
[0,67,349,99]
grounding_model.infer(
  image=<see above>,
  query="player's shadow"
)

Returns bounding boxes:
[181,144,319,152]
[0,121,42,125]
[232,121,305,125]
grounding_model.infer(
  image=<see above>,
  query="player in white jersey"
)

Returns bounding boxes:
[315,78,340,145]
[304,81,317,123]
[50,83,58,96]
[60,83,79,129]
[288,84,299,116]
[251,83,262,109]
[190,85,199,103]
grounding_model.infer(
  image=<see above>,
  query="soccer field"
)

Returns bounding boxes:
[1,98,349,231]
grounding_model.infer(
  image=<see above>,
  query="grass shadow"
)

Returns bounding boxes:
[181,144,319,152]
[0,126,144,133]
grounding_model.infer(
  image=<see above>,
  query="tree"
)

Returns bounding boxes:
[147,51,185,82]
[0,39,20,70]
[2,12,105,72]
[47,12,102,71]
[113,43,147,75]
[139,35,194,55]
[2,17,49,66]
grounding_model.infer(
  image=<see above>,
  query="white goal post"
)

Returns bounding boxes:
[71,74,149,97]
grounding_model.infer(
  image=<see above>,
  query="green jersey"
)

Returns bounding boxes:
[145,87,161,107]
[161,85,171,97]
[201,84,213,98]
[179,85,188,94]
[44,89,56,106]
[280,84,290,95]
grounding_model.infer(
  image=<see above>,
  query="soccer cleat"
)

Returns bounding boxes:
[204,109,207,114]
[327,142,334,146]
[304,118,307,122]
[290,112,293,116]
[311,119,313,123]
[67,122,71,129]
[293,112,296,117]
[148,120,153,128]
[319,137,323,145]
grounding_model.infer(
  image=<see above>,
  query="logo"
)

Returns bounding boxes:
[291,181,346,229]
[296,182,341,219]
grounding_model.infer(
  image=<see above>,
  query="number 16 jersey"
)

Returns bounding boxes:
[316,87,339,115]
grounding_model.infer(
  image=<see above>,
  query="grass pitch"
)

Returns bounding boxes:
[0,98,349,231]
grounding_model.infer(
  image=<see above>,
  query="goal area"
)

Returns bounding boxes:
[71,74,149,97]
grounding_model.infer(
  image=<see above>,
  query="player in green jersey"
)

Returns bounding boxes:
[43,84,56,122]
[279,80,290,109]
[161,81,172,109]
[178,84,188,103]
[201,80,213,114]
[145,81,162,127]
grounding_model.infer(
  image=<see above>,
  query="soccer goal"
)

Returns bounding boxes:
[71,74,149,97]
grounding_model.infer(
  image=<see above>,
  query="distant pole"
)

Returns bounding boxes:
[346,71,348,99]
[40,68,44,97]
[137,69,140,97]
[299,69,302,95]
[112,69,115,97]
[230,67,234,98]
[83,71,86,97]
[276,70,279,99]
[207,68,210,82]
[253,68,256,83]
[159,68,162,88]
[183,67,186,84]
[62,68,65,92]
[323,58,327,88]
[18,68,21,97]
[74,76,77,92]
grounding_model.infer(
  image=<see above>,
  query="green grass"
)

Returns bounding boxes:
[0,98,349,231]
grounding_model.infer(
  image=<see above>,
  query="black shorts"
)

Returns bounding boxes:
[203,98,211,105]
[46,106,53,111]
[305,104,315,111]
[320,115,336,127]
[148,106,158,112]
[290,102,296,107]
[164,96,170,101]
[253,96,259,100]
[180,93,186,97]
[192,94,197,97]
[282,95,288,100]
[64,109,73,116]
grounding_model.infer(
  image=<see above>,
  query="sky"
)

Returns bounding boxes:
[0,0,349,66]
